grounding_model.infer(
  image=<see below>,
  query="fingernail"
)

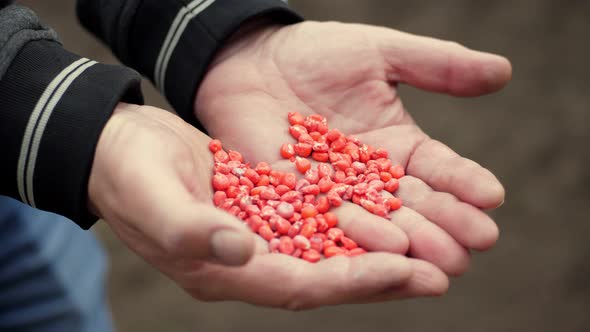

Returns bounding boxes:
[210,230,253,266]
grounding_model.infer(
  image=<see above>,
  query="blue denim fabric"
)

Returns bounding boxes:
[0,196,113,332]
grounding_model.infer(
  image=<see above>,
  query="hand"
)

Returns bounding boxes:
[89,103,441,310]
[196,21,512,277]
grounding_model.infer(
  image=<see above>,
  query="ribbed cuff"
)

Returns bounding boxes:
[0,39,143,228]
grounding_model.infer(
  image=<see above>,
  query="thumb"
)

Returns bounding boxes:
[116,155,255,267]
[369,25,512,96]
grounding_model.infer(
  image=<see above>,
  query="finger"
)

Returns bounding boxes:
[406,139,505,209]
[185,253,413,310]
[371,25,512,96]
[396,176,500,251]
[363,259,449,302]
[389,206,471,276]
[126,160,256,266]
[333,202,409,254]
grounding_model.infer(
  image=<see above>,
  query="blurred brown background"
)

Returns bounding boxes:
[18,0,590,331]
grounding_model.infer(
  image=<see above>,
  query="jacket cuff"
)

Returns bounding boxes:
[0,39,143,228]
[78,0,302,128]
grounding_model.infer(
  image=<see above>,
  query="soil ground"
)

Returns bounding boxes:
[19,0,590,331]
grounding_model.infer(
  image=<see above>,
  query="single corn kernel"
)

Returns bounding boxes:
[288,112,305,126]
[295,157,312,174]
[280,143,296,159]
[340,236,358,250]
[324,246,346,258]
[293,235,311,250]
[279,236,295,255]
[209,139,223,153]
[323,212,339,228]
[390,164,405,179]
[302,249,321,263]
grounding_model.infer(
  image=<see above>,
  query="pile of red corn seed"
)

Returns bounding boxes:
[209,112,405,263]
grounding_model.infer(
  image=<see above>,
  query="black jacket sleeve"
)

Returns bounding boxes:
[0,5,144,228]
[77,0,302,128]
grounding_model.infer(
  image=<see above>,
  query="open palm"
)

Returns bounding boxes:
[196,21,512,276]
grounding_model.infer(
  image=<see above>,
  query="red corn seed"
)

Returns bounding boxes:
[312,152,329,162]
[326,228,344,242]
[276,217,291,235]
[269,170,283,187]
[326,129,343,142]
[330,137,347,152]
[300,184,320,196]
[301,205,318,219]
[244,168,260,183]
[245,204,261,217]
[327,191,343,207]
[214,150,230,163]
[316,215,329,233]
[310,235,324,252]
[303,194,316,204]
[266,200,281,209]
[384,178,400,193]
[353,183,369,195]
[324,246,346,258]
[300,223,316,238]
[317,163,333,179]
[226,186,240,198]
[371,148,388,159]
[309,114,324,122]
[275,184,291,196]
[213,191,226,206]
[281,190,300,203]
[303,217,318,229]
[257,174,270,186]
[280,143,296,159]
[380,171,393,182]
[298,133,314,145]
[258,225,275,241]
[361,199,376,213]
[309,131,323,141]
[340,236,358,250]
[239,176,254,190]
[346,135,360,145]
[293,235,311,250]
[268,215,280,231]
[292,248,303,258]
[288,221,302,237]
[332,160,349,172]
[214,162,231,174]
[282,173,297,189]
[351,161,366,174]
[390,164,405,179]
[386,197,403,211]
[316,122,329,135]
[323,212,338,228]
[322,239,336,248]
[260,187,280,200]
[312,142,330,153]
[288,111,305,126]
[368,179,385,192]
[208,139,223,153]
[375,158,392,172]
[290,212,302,223]
[294,143,312,157]
[228,150,243,162]
[292,200,303,212]
[352,194,362,204]
[332,171,346,183]
[276,202,295,219]
[343,176,359,186]
[316,196,330,214]
[373,204,389,217]
[269,238,281,253]
[250,186,265,196]
[304,169,320,184]
[365,173,381,182]
[260,206,275,219]
[227,174,240,187]
[295,179,310,191]
[279,236,295,255]
[302,249,321,263]
[255,162,271,175]
[220,198,235,211]
[318,177,334,193]
[295,157,312,174]
[348,248,367,257]
[289,124,308,139]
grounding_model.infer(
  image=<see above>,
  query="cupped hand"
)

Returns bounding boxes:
[89,103,442,310]
[196,21,512,276]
